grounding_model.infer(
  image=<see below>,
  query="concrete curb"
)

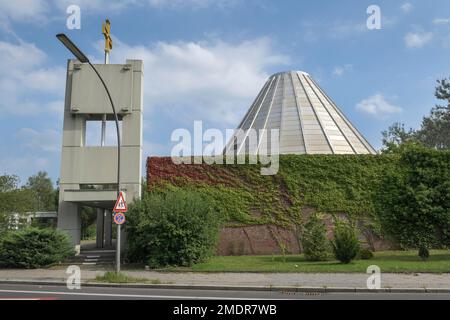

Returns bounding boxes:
[1,279,450,294]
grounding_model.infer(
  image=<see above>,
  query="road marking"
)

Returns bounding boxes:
[0,298,43,300]
[0,289,289,300]
[0,297,57,300]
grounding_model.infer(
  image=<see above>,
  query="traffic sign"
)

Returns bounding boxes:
[113,191,127,212]
[113,212,125,225]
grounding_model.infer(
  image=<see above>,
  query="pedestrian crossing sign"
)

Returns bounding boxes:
[113,191,127,213]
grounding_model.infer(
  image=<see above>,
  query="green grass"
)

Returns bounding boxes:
[95,271,163,284]
[162,250,450,273]
[95,272,147,283]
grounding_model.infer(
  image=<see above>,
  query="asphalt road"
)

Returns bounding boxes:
[0,283,449,300]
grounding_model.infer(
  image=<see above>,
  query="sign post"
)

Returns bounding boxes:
[113,191,127,273]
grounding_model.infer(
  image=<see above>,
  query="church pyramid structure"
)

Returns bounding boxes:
[225,71,376,155]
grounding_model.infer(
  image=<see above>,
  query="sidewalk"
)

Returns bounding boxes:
[0,268,449,291]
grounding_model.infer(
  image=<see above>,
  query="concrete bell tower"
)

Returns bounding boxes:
[57,59,143,253]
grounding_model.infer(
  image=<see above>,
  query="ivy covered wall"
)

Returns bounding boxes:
[147,155,398,228]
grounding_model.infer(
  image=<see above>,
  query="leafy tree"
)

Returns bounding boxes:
[375,144,450,258]
[301,213,330,261]
[126,189,222,268]
[381,123,416,153]
[0,174,20,192]
[0,189,38,231]
[141,176,148,197]
[80,206,96,239]
[417,78,450,149]
[24,171,56,211]
[382,77,450,151]
[54,178,60,211]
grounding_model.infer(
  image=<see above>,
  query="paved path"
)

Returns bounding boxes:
[0,268,449,289]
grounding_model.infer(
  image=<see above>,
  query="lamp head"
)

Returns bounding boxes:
[56,33,89,63]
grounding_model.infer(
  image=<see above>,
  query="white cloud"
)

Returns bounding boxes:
[333,67,345,76]
[302,30,319,43]
[433,18,450,25]
[54,0,238,12]
[0,0,135,28]
[54,0,137,13]
[356,94,402,118]
[0,0,49,22]
[147,0,239,9]
[332,64,353,77]
[143,140,167,156]
[108,37,289,127]
[0,40,46,70]
[46,100,65,116]
[301,17,397,42]
[329,21,367,39]
[0,40,66,116]
[0,154,50,182]
[400,3,413,13]
[404,31,433,48]
[16,128,61,152]
[0,0,240,35]
[22,67,66,93]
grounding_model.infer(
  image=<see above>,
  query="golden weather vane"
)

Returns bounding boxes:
[102,19,113,53]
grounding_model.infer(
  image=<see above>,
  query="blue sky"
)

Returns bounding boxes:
[1,0,450,185]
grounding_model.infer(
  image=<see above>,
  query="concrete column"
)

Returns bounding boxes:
[104,210,112,247]
[57,193,81,254]
[96,208,104,248]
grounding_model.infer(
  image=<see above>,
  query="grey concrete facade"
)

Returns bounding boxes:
[57,59,143,251]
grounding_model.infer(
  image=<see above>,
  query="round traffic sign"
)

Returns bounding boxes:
[113,212,125,225]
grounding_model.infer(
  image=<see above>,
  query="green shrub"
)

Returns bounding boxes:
[81,224,96,240]
[359,248,374,260]
[419,246,430,261]
[301,213,330,261]
[126,189,222,268]
[0,228,74,269]
[331,221,360,264]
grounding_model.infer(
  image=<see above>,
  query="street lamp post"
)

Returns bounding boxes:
[56,33,122,273]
